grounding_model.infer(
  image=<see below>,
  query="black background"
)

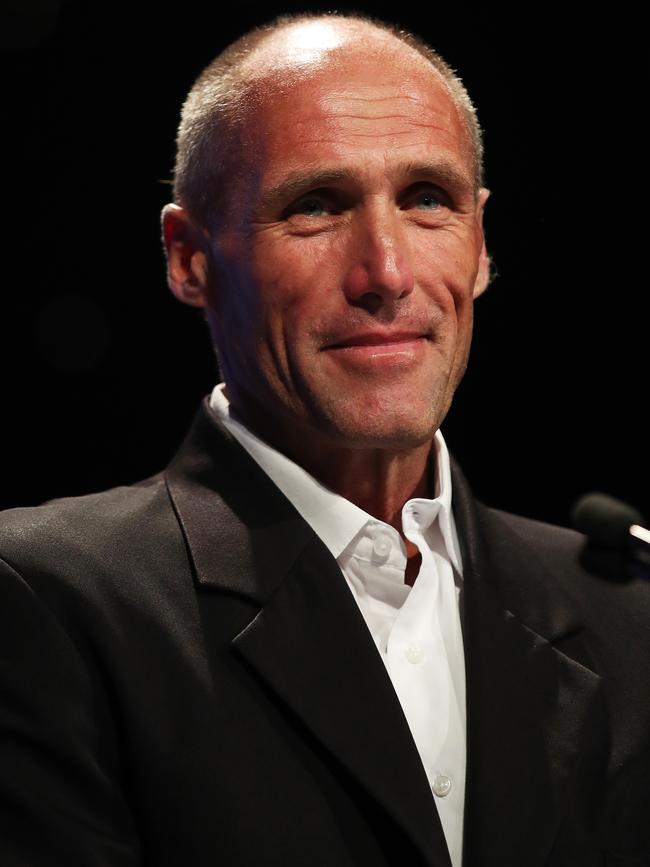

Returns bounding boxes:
[1,0,647,527]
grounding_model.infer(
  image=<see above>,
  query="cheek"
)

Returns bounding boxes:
[419,231,481,308]
[250,238,340,328]
[253,231,340,287]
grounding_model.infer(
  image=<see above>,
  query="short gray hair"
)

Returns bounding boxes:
[172,12,485,232]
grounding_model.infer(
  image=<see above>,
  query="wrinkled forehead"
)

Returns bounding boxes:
[234,25,465,145]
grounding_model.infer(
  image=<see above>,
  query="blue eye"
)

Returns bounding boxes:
[414,191,442,210]
[401,182,448,213]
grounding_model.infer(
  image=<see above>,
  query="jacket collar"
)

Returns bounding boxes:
[165,397,313,603]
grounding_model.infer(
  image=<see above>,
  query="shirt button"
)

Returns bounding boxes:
[372,535,392,559]
[405,644,425,664]
[432,775,452,798]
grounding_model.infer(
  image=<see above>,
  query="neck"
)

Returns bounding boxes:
[229,395,435,538]
[295,443,434,534]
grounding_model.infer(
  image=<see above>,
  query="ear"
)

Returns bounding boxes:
[161,203,211,308]
[472,187,491,300]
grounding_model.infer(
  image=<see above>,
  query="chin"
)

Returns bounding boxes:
[294,368,456,449]
[316,401,444,451]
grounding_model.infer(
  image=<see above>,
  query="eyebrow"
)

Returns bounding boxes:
[403,161,474,193]
[259,160,475,211]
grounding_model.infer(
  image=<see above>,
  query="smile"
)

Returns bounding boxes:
[322,333,430,368]
[324,331,430,349]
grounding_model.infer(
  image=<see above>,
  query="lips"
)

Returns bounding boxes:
[324,331,429,350]
[320,330,430,371]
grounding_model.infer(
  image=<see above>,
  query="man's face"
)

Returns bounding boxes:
[205,38,489,451]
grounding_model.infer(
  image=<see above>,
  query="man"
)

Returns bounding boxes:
[0,12,648,867]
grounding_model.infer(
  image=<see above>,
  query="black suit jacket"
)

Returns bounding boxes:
[0,398,648,866]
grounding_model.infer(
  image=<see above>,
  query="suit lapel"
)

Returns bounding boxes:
[233,536,452,866]
[165,399,452,867]
[450,460,603,866]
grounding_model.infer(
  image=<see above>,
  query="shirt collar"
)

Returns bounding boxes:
[208,383,462,573]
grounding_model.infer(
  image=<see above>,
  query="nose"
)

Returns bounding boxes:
[342,206,414,309]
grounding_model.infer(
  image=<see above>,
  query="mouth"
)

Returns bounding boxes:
[323,331,430,350]
[322,331,430,369]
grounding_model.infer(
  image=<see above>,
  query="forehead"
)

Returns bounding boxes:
[236,30,473,191]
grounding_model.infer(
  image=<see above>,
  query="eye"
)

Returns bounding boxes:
[293,196,329,217]
[283,190,341,219]
[402,183,448,212]
[414,191,442,210]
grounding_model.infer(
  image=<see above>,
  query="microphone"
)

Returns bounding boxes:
[572,493,650,581]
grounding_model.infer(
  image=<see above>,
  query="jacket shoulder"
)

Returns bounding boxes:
[480,505,587,562]
[1,472,165,552]
[460,490,593,591]
[477,500,650,675]
[478,501,649,605]
[0,474,187,609]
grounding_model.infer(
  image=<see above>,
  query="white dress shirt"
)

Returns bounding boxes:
[209,383,466,867]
